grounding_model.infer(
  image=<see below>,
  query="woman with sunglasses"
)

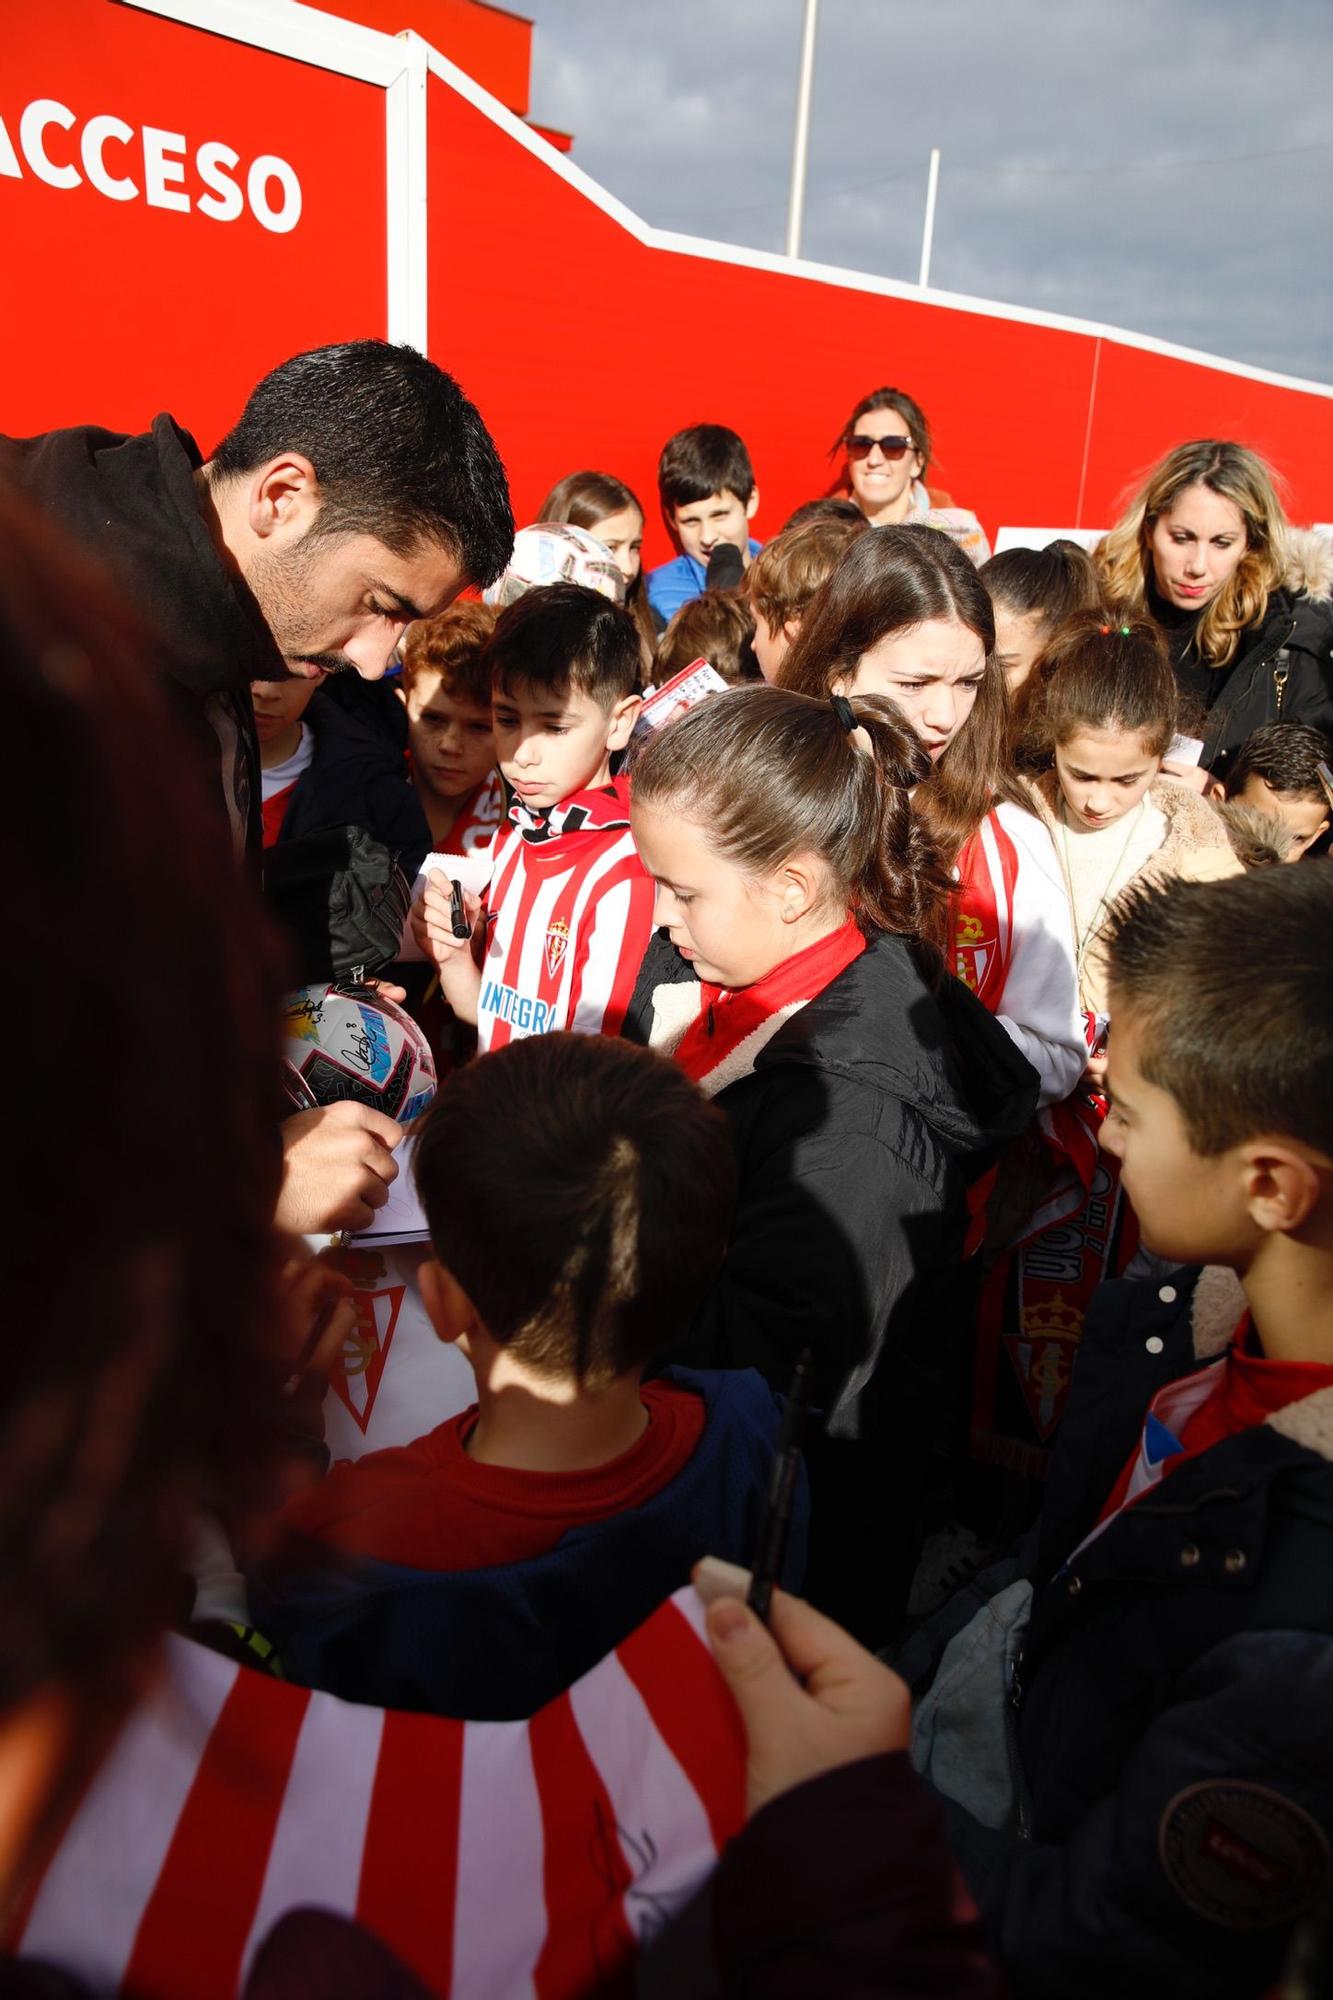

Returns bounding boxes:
[834,386,990,564]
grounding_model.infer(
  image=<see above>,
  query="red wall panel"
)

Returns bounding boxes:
[1,0,388,450]
[425,69,1333,558]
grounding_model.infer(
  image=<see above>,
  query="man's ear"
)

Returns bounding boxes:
[247,453,321,543]
[782,614,802,644]
[606,692,642,753]
[418,1256,479,1348]
[745,486,760,525]
[1240,1141,1329,1235]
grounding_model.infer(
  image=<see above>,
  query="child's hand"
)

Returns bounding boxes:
[1083,1050,1109,1090]
[274,1243,358,1386]
[1160,758,1211,794]
[412,874,481,965]
[696,1568,911,1816]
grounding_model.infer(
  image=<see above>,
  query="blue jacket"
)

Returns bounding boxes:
[645,539,763,623]
[927,1267,1333,1998]
[251,1367,807,1720]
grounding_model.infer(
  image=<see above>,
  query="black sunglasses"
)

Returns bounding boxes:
[844,432,916,461]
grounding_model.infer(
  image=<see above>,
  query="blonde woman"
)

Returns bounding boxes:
[1096,439,1333,780]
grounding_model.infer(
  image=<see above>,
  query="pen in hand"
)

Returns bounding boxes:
[747,1347,813,1625]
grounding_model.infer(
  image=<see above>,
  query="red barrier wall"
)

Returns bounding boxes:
[424,63,1333,561]
[1,0,388,448]
[4,0,1331,563]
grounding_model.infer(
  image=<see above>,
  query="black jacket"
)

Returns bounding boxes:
[0,415,282,850]
[626,930,1037,1641]
[1190,587,1333,779]
[626,929,1037,1436]
[275,676,430,869]
[937,1266,1333,1998]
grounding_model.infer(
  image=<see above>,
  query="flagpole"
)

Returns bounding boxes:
[919,146,941,288]
[785,0,820,259]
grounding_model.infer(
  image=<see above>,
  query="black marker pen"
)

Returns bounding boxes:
[747,1347,813,1624]
[449,879,471,940]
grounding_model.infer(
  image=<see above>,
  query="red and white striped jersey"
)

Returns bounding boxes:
[8,1587,743,1999]
[952,799,1086,1109]
[477,779,655,1053]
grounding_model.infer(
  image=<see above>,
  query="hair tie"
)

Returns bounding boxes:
[1099,623,1131,637]
[830,693,857,734]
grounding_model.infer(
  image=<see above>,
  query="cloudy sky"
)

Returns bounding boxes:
[523,0,1333,386]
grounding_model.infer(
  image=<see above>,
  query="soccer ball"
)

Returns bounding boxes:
[280,983,437,1123]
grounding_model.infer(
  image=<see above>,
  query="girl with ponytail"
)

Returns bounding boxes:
[626,685,1037,1642]
[779,525,1087,1108]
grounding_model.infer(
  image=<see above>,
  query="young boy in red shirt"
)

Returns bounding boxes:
[249,1032,805,1717]
[398,600,504,855]
[414,583,656,1048]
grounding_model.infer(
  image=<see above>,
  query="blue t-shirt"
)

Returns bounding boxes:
[646,539,763,624]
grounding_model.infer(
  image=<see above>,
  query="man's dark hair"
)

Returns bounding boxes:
[413,1034,736,1390]
[210,340,514,586]
[1106,868,1333,1157]
[1224,721,1333,803]
[658,423,755,512]
[486,582,642,708]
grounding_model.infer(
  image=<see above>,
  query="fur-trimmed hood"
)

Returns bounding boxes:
[1215,799,1295,870]
[1282,527,1333,603]
[1190,1265,1333,1462]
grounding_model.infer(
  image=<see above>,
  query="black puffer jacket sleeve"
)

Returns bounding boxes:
[946,1628,1333,2000]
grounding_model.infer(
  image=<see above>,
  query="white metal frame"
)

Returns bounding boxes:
[126,0,428,348]
[129,0,1332,402]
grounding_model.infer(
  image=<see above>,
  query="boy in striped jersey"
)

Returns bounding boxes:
[414,582,655,1048]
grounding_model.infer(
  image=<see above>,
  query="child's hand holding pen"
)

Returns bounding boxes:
[694,1566,911,1817]
[410,867,485,1024]
[412,872,481,964]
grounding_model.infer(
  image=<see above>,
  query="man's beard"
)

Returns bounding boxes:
[245,539,356,678]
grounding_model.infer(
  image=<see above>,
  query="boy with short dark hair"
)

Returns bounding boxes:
[646,423,761,623]
[908,866,1333,1997]
[398,599,503,853]
[414,582,656,1047]
[251,1032,805,1717]
[1221,719,1332,860]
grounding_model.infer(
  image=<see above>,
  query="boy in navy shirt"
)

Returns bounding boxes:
[251,1032,806,1718]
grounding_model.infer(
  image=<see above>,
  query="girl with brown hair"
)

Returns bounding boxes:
[968,616,1243,1482]
[1022,613,1240,1023]
[537,467,659,662]
[779,526,1086,1109]
[626,685,1037,1640]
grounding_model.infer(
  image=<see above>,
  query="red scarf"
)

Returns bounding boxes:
[671,920,865,1084]
[1093,1314,1333,1533]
